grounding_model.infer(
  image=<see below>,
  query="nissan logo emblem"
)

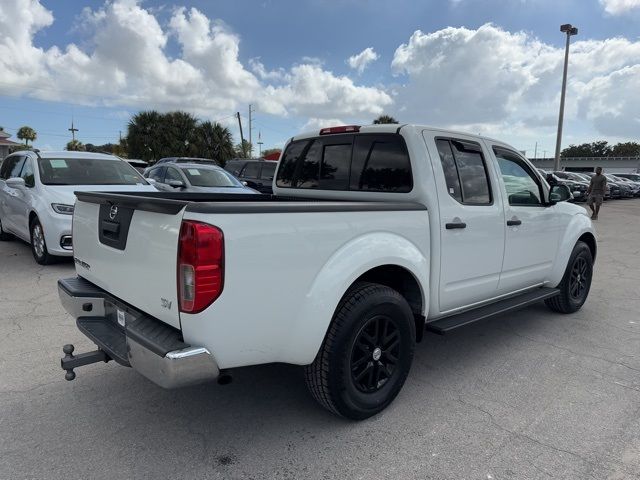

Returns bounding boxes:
[109,205,118,220]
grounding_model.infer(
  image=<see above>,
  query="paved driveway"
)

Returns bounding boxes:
[1,200,639,479]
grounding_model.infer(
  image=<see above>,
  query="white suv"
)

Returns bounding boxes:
[0,150,157,264]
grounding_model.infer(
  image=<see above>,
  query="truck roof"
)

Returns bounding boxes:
[290,124,507,146]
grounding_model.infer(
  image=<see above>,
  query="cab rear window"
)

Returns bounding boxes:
[276,134,412,192]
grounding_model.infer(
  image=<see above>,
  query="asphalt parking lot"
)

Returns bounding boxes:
[1,201,640,480]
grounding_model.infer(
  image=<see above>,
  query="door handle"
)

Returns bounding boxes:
[507,219,522,226]
[445,222,467,229]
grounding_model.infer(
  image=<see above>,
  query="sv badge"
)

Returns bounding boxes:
[161,298,172,310]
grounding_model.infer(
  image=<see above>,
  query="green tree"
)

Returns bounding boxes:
[66,139,85,151]
[234,139,252,158]
[372,115,399,124]
[611,142,640,157]
[561,141,612,158]
[126,110,164,161]
[195,121,235,166]
[16,126,37,146]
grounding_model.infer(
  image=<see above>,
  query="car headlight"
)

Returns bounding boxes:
[51,203,75,215]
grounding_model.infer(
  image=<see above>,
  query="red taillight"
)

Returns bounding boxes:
[178,220,224,313]
[319,125,360,135]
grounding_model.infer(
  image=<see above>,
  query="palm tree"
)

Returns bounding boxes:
[17,126,37,146]
[127,111,163,161]
[196,121,235,166]
[372,115,399,124]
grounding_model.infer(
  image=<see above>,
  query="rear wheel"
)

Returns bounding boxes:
[30,217,55,265]
[545,241,593,313]
[0,217,12,241]
[305,282,416,420]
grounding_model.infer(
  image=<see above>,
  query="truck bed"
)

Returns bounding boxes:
[75,191,426,214]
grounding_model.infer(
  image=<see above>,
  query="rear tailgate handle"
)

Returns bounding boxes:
[101,220,120,237]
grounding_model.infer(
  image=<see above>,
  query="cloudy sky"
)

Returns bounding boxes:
[1,0,639,155]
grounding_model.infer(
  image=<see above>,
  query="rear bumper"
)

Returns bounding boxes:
[58,276,219,388]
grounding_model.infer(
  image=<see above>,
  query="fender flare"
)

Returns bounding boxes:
[281,232,429,365]
[548,214,596,287]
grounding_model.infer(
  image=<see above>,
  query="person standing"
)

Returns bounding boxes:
[587,167,607,220]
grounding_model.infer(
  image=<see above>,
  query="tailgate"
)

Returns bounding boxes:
[72,192,187,329]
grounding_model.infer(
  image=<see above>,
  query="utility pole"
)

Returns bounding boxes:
[119,130,122,142]
[68,119,79,142]
[236,112,246,157]
[534,142,538,160]
[257,131,263,157]
[248,104,255,158]
[554,23,578,171]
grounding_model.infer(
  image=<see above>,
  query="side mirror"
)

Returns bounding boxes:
[549,184,572,203]
[167,179,185,188]
[6,177,26,189]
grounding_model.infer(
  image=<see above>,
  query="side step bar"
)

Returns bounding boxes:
[425,287,560,335]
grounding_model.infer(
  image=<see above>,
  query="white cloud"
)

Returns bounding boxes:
[600,0,640,15]
[0,0,391,123]
[301,118,345,132]
[348,47,379,74]
[390,24,640,145]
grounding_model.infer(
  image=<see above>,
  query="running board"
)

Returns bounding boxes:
[425,288,560,335]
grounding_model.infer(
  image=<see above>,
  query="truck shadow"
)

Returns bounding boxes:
[53,303,565,465]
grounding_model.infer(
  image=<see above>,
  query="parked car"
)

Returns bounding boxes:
[224,159,277,194]
[536,170,578,201]
[605,174,633,198]
[143,157,219,176]
[0,151,157,264]
[59,124,595,419]
[125,159,148,173]
[611,176,640,197]
[614,173,640,182]
[553,171,589,202]
[143,163,258,194]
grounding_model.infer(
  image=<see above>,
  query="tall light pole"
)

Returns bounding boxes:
[553,23,578,171]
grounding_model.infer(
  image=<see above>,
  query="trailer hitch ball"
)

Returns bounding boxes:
[62,344,77,381]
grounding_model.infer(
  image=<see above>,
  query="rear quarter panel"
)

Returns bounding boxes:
[180,209,429,368]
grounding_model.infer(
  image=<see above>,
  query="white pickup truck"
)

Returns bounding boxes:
[59,124,596,419]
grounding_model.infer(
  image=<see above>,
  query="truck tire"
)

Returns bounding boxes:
[545,241,593,314]
[305,282,416,420]
[30,217,55,265]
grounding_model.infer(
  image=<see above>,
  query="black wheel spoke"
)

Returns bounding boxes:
[350,314,401,393]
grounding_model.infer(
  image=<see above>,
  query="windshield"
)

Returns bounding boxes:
[565,172,587,182]
[182,167,242,188]
[38,158,147,186]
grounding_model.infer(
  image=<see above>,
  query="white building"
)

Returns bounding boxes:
[0,130,20,160]
[530,156,640,173]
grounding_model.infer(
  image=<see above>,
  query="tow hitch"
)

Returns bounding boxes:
[60,344,111,381]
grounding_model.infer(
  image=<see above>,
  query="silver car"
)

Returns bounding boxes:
[144,162,259,194]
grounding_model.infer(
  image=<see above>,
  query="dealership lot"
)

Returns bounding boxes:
[1,201,639,480]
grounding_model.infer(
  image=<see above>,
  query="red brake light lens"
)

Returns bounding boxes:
[178,220,224,313]
[319,125,360,135]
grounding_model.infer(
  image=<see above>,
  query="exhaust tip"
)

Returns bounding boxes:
[217,373,233,385]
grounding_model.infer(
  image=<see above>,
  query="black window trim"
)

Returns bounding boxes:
[492,146,546,207]
[435,137,494,206]
[276,133,414,193]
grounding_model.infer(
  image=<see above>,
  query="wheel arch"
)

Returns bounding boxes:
[548,215,596,287]
[283,232,429,365]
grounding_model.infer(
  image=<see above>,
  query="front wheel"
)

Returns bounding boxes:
[545,241,593,313]
[30,217,56,265]
[305,282,416,420]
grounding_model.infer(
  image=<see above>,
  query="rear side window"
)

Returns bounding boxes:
[1,156,25,179]
[351,136,412,192]
[276,134,412,193]
[260,162,277,180]
[436,139,491,205]
[242,163,260,179]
